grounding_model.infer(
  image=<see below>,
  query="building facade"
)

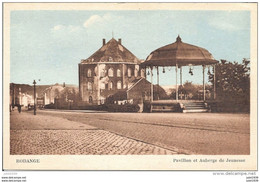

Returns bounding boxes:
[43,83,79,109]
[78,38,146,105]
[43,84,65,105]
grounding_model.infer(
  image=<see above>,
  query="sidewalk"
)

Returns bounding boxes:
[43,109,108,113]
[10,111,178,155]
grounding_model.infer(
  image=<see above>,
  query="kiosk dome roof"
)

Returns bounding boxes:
[141,36,218,67]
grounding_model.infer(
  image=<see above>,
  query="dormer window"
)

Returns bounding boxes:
[87,69,92,77]
[109,57,113,62]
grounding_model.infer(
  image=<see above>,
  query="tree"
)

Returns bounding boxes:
[178,81,197,99]
[171,81,203,100]
[60,88,80,103]
[208,58,250,103]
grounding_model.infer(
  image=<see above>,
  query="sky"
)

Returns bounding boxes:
[10,10,250,86]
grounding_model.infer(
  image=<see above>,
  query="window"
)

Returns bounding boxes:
[117,81,122,89]
[108,81,113,90]
[141,69,145,77]
[108,68,114,77]
[117,69,121,77]
[87,69,92,77]
[134,69,138,77]
[87,82,93,91]
[100,82,106,90]
[100,69,106,77]
[127,68,132,77]
[134,65,139,77]
[89,96,93,103]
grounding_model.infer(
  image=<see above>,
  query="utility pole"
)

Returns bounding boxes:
[33,80,36,115]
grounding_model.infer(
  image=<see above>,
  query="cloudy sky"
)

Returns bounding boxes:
[10,10,250,86]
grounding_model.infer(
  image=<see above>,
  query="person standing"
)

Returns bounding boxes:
[18,104,21,113]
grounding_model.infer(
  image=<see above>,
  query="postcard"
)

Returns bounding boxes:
[3,2,257,170]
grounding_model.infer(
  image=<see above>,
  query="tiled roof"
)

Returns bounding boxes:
[81,38,140,64]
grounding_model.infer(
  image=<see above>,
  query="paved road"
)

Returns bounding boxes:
[10,112,177,155]
[34,110,250,155]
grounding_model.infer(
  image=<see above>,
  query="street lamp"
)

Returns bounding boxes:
[33,80,36,115]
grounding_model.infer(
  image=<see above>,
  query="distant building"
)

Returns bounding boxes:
[127,78,168,104]
[10,83,78,108]
[20,93,33,106]
[78,38,149,105]
[43,83,65,105]
[43,83,79,107]
[10,83,34,107]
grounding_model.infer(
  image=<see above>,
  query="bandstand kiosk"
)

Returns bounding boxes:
[140,36,218,112]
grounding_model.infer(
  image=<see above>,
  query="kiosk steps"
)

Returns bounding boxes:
[182,102,209,113]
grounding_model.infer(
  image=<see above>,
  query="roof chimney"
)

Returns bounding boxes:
[103,39,106,46]
[118,38,121,45]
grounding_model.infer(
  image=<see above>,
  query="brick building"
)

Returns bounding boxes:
[78,38,150,105]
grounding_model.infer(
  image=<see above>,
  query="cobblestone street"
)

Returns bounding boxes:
[10,110,250,155]
[10,111,177,155]
[36,110,250,155]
